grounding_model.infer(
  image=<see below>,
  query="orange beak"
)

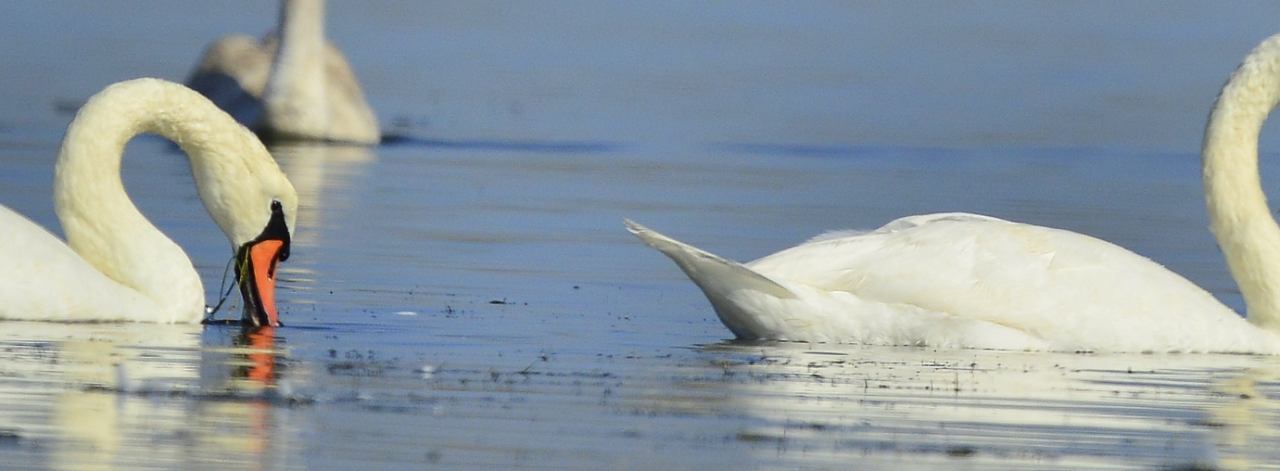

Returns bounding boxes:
[238,239,286,327]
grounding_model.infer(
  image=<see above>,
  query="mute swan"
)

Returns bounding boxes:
[626,32,1280,354]
[186,0,380,145]
[0,78,298,326]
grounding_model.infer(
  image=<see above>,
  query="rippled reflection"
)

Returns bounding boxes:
[0,323,303,470]
[614,343,1280,470]
[1203,365,1280,470]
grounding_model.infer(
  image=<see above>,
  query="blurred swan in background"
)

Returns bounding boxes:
[627,31,1280,354]
[0,78,297,326]
[186,0,380,145]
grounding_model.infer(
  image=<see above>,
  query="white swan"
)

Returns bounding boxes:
[186,0,380,145]
[626,32,1280,354]
[0,78,298,325]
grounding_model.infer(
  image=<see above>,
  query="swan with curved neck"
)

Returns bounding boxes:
[1203,33,1280,332]
[186,0,380,144]
[626,32,1280,354]
[0,78,297,325]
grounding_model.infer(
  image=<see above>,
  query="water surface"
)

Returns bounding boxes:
[4,3,1280,470]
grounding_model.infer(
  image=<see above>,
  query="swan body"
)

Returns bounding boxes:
[186,0,380,145]
[626,31,1280,354]
[0,78,297,325]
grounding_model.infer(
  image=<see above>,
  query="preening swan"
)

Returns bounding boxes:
[186,0,380,145]
[626,31,1280,354]
[0,78,298,325]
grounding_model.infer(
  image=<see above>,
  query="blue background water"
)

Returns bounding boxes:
[3,2,1280,470]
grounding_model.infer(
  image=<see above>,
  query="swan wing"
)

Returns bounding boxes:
[0,205,162,322]
[749,213,1251,351]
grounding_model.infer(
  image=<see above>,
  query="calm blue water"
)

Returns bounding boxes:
[4,2,1280,470]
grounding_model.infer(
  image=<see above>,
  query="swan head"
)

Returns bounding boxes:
[220,178,297,328]
[180,103,299,328]
[233,199,294,327]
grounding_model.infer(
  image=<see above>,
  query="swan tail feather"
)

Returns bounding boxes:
[625,219,798,338]
[625,220,792,298]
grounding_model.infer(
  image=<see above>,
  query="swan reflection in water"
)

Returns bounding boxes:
[634,343,1280,470]
[0,322,302,470]
[1207,365,1280,470]
[197,325,302,467]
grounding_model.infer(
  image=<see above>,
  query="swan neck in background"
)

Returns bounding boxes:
[1203,33,1280,332]
[263,0,329,137]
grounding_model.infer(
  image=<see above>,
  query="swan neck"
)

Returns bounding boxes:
[275,0,326,69]
[53,79,278,320]
[1203,33,1280,331]
[263,0,329,137]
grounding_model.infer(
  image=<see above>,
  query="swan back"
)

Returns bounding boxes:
[751,214,1261,351]
[1204,33,1280,331]
[54,78,297,319]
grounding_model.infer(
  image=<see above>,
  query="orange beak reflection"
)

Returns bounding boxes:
[241,326,278,385]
